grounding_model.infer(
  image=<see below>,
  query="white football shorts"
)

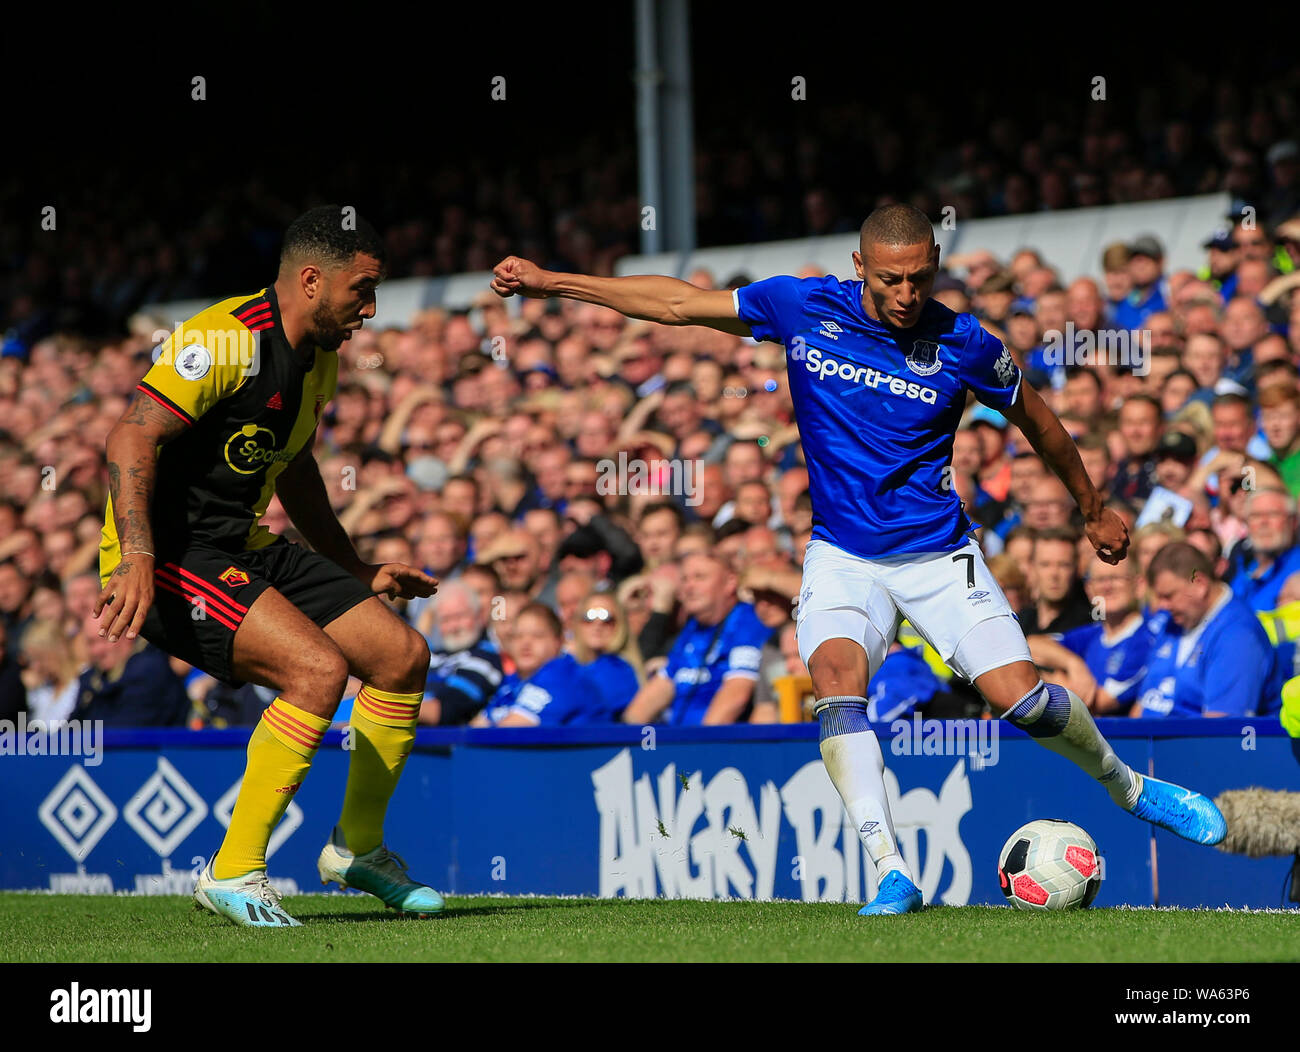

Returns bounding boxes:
[795,536,1031,682]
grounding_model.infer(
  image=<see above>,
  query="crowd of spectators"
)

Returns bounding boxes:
[4,201,1300,728]
[5,56,1297,351]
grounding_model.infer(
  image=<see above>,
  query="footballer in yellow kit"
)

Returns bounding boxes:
[96,207,442,927]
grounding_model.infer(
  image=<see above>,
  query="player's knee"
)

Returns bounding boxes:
[298,645,350,703]
[808,639,869,697]
[399,625,432,688]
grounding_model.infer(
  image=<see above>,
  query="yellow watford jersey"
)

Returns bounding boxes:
[100,286,337,584]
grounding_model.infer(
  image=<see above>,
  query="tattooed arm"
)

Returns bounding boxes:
[94,392,188,642]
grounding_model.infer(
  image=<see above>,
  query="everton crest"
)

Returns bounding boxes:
[905,339,942,377]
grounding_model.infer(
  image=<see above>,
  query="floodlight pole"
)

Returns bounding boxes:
[635,0,696,263]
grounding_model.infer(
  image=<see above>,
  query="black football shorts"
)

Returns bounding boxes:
[140,538,374,684]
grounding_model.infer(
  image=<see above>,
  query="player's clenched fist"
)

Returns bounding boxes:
[491,257,552,299]
[1085,508,1130,565]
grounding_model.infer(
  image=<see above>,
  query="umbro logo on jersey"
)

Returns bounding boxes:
[818,320,842,340]
[266,392,283,410]
[860,820,879,835]
[967,590,990,601]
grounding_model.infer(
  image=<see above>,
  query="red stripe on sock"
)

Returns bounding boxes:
[263,708,319,750]
[270,703,326,743]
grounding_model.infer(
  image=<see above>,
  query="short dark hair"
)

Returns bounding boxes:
[1212,392,1253,414]
[517,601,563,639]
[638,500,686,529]
[860,204,935,249]
[1121,393,1162,420]
[1033,526,1081,549]
[1147,541,1214,587]
[1064,366,1103,391]
[280,205,385,271]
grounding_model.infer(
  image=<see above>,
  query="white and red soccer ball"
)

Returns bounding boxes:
[998,819,1102,911]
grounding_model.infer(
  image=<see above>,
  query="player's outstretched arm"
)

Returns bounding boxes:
[491,256,752,337]
[1002,383,1129,563]
[95,392,189,642]
[276,447,436,600]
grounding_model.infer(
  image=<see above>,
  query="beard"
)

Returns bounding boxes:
[311,299,346,352]
[440,625,481,653]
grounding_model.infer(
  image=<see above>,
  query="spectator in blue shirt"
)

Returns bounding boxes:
[476,603,616,727]
[569,591,641,719]
[1113,235,1169,333]
[1028,553,1154,713]
[1134,542,1280,718]
[621,552,770,725]
[1226,488,1300,611]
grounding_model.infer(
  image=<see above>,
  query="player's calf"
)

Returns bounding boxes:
[992,673,1226,846]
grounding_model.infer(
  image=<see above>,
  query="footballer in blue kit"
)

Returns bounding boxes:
[492,203,1229,916]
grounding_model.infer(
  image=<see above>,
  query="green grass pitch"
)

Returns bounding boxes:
[1,893,1297,962]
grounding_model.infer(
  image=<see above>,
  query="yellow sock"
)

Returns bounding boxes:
[338,685,421,855]
[212,698,329,879]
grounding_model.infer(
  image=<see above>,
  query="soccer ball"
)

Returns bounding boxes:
[998,819,1102,911]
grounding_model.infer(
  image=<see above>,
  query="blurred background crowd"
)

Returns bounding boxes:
[4,205,1300,729]
[4,33,1300,732]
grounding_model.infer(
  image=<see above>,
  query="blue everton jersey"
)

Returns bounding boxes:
[661,601,769,726]
[735,275,1022,558]
[1136,589,1279,718]
[484,652,617,727]
[582,653,640,719]
[1055,615,1156,709]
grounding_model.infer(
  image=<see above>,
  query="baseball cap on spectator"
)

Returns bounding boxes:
[474,532,530,566]
[933,272,967,295]
[406,455,450,492]
[1128,235,1164,260]
[1154,431,1197,462]
[1214,377,1250,397]
[1009,298,1035,318]
[1266,141,1298,166]
[977,271,1016,295]
[969,405,1008,430]
[1201,229,1234,252]
[557,525,606,561]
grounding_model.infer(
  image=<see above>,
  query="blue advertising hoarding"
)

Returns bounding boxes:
[1,719,1295,909]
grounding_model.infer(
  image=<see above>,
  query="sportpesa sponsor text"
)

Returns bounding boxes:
[802,347,939,403]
